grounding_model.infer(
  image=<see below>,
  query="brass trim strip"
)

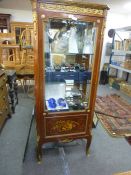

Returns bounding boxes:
[40,3,104,16]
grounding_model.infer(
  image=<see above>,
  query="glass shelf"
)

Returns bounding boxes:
[50,52,94,55]
[45,82,90,113]
[110,64,131,73]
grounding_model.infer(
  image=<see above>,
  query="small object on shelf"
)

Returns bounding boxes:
[72,103,84,110]
[75,65,80,71]
[54,65,61,71]
[83,25,94,54]
[46,98,69,111]
[57,98,66,107]
[68,26,78,54]
[48,98,57,108]
[79,66,85,72]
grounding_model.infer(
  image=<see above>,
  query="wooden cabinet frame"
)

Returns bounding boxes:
[31,0,109,162]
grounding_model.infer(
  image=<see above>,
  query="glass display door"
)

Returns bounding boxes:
[43,18,98,113]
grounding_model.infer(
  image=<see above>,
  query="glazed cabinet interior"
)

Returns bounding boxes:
[31,0,108,161]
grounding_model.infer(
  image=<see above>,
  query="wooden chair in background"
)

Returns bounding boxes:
[0,33,21,68]
[20,29,34,65]
[0,31,35,96]
[16,29,34,96]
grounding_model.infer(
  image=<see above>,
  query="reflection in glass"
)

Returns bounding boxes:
[44,19,97,113]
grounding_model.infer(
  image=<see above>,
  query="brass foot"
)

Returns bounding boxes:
[36,145,42,163]
[86,149,90,156]
[36,153,42,163]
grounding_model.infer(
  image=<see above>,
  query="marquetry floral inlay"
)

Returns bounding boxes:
[52,120,79,132]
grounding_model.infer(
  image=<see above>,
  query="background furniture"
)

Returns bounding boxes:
[0,32,21,68]
[16,69,34,95]
[0,32,16,44]
[0,13,11,33]
[108,27,131,96]
[11,22,33,44]
[6,70,18,113]
[0,69,11,132]
[17,27,34,95]
[0,44,21,67]
[10,22,34,92]
[0,30,34,94]
[32,0,109,161]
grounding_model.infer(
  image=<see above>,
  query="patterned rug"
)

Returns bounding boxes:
[95,94,131,137]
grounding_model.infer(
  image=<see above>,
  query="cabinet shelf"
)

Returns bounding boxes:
[115,26,131,32]
[51,52,93,55]
[108,26,131,82]
[45,71,91,82]
[112,49,131,55]
[110,64,131,73]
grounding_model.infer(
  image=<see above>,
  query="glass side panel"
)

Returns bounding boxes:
[43,18,97,113]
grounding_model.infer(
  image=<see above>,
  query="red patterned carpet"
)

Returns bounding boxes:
[95,94,131,137]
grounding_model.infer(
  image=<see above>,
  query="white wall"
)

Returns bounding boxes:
[0,8,33,22]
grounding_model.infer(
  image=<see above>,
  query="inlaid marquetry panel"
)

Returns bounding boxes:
[45,115,87,136]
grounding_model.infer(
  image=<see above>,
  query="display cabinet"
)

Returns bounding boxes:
[31,0,109,161]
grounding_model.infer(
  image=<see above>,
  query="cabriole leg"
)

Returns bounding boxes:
[36,139,42,163]
[86,135,92,155]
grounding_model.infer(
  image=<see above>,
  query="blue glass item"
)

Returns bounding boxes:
[57,98,66,107]
[48,98,57,108]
